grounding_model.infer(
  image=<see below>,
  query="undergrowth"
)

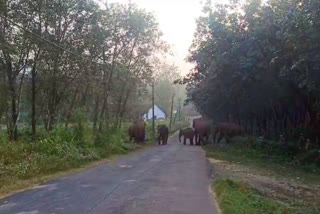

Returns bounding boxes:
[0,123,140,194]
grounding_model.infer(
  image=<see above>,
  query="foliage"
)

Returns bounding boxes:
[0,125,139,192]
[186,0,320,146]
[154,63,186,114]
[0,0,167,140]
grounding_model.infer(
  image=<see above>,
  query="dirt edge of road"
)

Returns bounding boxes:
[208,158,320,206]
[207,156,320,214]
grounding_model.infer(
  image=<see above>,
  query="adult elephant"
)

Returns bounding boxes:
[193,117,210,145]
[179,128,195,145]
[157,124,169,145]
[128,120,146,143]
[213,122,244,144]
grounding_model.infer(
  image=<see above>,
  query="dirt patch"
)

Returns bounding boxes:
[209,158,320,207]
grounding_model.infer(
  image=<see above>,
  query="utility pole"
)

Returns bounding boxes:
[152,81,155,140]
[169,92,175,131]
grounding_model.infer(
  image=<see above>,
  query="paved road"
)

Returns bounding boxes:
[0,132,218,214]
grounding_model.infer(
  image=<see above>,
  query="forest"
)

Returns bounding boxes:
[0,0,187,140]
[187,0,320,146]
[0,0,186,191]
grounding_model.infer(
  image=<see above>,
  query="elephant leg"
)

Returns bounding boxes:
[194,132,198,144]
[195,134,199,145]
[183,137,186,145]
[199,135,203,145]
[190,137,194,145]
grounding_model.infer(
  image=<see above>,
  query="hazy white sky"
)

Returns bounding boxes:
[94,0,228,75]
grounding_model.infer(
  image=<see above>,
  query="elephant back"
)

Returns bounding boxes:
[157,124,169,135]
[128,120,146,142]
[193,117,210,134]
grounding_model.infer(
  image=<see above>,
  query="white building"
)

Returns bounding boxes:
[143,105,167,121]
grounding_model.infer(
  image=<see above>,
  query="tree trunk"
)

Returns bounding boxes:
[31,65,36,140]
[93,94,100,131]
[65,90,78,128]
[118,88,131,129]
[6,63,18,141]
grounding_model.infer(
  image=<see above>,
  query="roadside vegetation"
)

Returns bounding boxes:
[214,179,289,214]
[205,138,320,214]
[0,121,135,196]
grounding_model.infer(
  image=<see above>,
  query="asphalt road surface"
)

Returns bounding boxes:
[0,132,218,214]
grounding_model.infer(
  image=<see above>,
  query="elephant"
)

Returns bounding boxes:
[128,120,146,143]
[179,128,195,145]
[193,117,210,145]
[157,124,169,145]
[213,122,244,144]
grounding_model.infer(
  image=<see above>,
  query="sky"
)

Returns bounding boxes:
[94,0,229,76]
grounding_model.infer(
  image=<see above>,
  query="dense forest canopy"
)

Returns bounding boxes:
[186,0,320,143]
[0,0,183,141]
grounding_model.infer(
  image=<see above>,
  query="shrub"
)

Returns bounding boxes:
[0,123,136,185]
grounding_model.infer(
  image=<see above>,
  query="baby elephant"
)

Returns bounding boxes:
[157,124,169,145]
[179,128,195,145]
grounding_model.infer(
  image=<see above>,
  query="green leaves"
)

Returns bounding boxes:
[186,0,320,140]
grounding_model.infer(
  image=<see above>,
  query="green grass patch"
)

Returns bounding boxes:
[213,179,320,214]
[204,140,320,185]
[214,179,289,214]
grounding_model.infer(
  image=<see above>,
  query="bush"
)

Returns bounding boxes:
[0,123,137,186]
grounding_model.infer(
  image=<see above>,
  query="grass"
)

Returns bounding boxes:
[205,137,320,214]
[213,179,320,214]
[214,179,289,214]
[204,138,320,185]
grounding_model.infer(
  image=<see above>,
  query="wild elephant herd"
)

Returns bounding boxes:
[127,120,169,145]
[179,117,210,145]
[128,117,245,145]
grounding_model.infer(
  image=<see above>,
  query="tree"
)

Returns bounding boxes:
[186,0,320,144]
[0,0,167,140]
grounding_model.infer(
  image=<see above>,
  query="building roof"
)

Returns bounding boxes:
[143,104,167,116]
